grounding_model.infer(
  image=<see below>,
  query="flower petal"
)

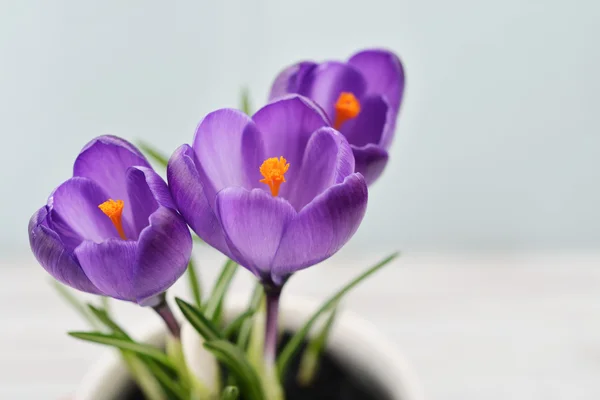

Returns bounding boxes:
[74,238,137,301]
[341,95,389,147]
[126,166,175,239]
[167,145,230,255]
[252,95,329,199]
[215,187,296,278]
[48,177,123,244]
[347,49,405,115]
[134,207,192,305]
[73,135,151,227]
[272,173,368,279]
[269,61,318,100]
[192,109,264,195]
[286,127,354,211]
[301,62,367,121]
[348,49,405,149]
[352,144,389,186]
[28,207,102,294]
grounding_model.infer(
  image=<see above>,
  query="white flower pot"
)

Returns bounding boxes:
[76,295,424,400]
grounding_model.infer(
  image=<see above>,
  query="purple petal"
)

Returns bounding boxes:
[134,207,192,305]
[352,144,389,186]
[192,109,264,196]
[347,49,405,115]
[74,238,137,301]
[348,49,405,149]
[272,173,368,279]
[269,61,318,100]
[341,95,389,147]
[301,62,367,121]
[215,187,296,278]
[126,166,175,239]
[48,177,125,245]
[167,145,230,255]
[74,135,151,227]
[252,96,330,199]
[286,127,354,211]
[28,207,102,294]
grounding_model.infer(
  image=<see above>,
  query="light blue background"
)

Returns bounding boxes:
[2,0,599,257]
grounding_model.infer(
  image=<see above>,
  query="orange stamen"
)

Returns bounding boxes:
[333,92,361,130]
[259,156,290,197]
[98,199,127,240]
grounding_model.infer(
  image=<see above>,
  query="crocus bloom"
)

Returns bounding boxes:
[167,96,368,286]
[28,136,192,305]
[269,49,405,185]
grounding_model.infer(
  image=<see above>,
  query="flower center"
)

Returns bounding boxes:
[333,92,361,130]
[98,199,127,240]
[259,156,290,197]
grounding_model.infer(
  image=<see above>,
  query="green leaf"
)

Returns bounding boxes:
[87,305,130,338]
[68,331,176,372]
[296,305,338,386]
[204,258,238,322]
[240,87,252,115]
[143,358,188,400]
[50,281,102,330]
[223,310,254,339]
[237,283,264,350]
[277,252,400,379]
[175,298,222,341]
[121,351,168,400]
[204,340,265,400]
[220,386,240,400]
[186,257,203,309]
[137,140,169,167]
[100,296,111,315]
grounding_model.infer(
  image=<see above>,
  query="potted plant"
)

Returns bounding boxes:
[28,48,415,399]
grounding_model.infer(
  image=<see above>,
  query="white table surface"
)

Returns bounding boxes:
[1,251,599,400]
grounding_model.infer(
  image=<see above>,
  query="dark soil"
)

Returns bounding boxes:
[124,332,394,400]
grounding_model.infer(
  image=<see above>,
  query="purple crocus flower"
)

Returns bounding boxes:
[269,49,405,185]
[28,135,192,306]
[167,95,368,287]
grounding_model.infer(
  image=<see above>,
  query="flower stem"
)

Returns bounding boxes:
[264,285,281,366]
[153,298,181,338]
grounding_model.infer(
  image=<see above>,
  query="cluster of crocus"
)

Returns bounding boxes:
[28,48,404,400]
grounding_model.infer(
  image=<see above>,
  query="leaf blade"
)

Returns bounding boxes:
[68,331,176,372]
[204,340,265,400]
[204,258,238,322]
[277,252,400,379]
[175,297,222,341]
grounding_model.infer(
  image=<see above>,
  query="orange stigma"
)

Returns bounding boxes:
[98,199,127,240]
[259,156,290,197]
[333,92,361,130]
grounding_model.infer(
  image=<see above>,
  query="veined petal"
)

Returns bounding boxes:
[347,49,405,115]
[192,109,264,195]
[74,238,138,301]
[252,95,330,199]
[272,173,368,279]
[48,177,125,245]
[134,207,192,305]
[167,145,230,255]
[286,127,354,211]
[126,166,175,239]
[341,95,388,148]
[74,135,151,228]
[215,188,296,278]
[28,207,102,294]
[352,144,389,186]
[302,62,367,121]
[269,61,318,100]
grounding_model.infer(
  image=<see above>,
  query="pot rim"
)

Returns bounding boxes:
[76,294,424,400]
